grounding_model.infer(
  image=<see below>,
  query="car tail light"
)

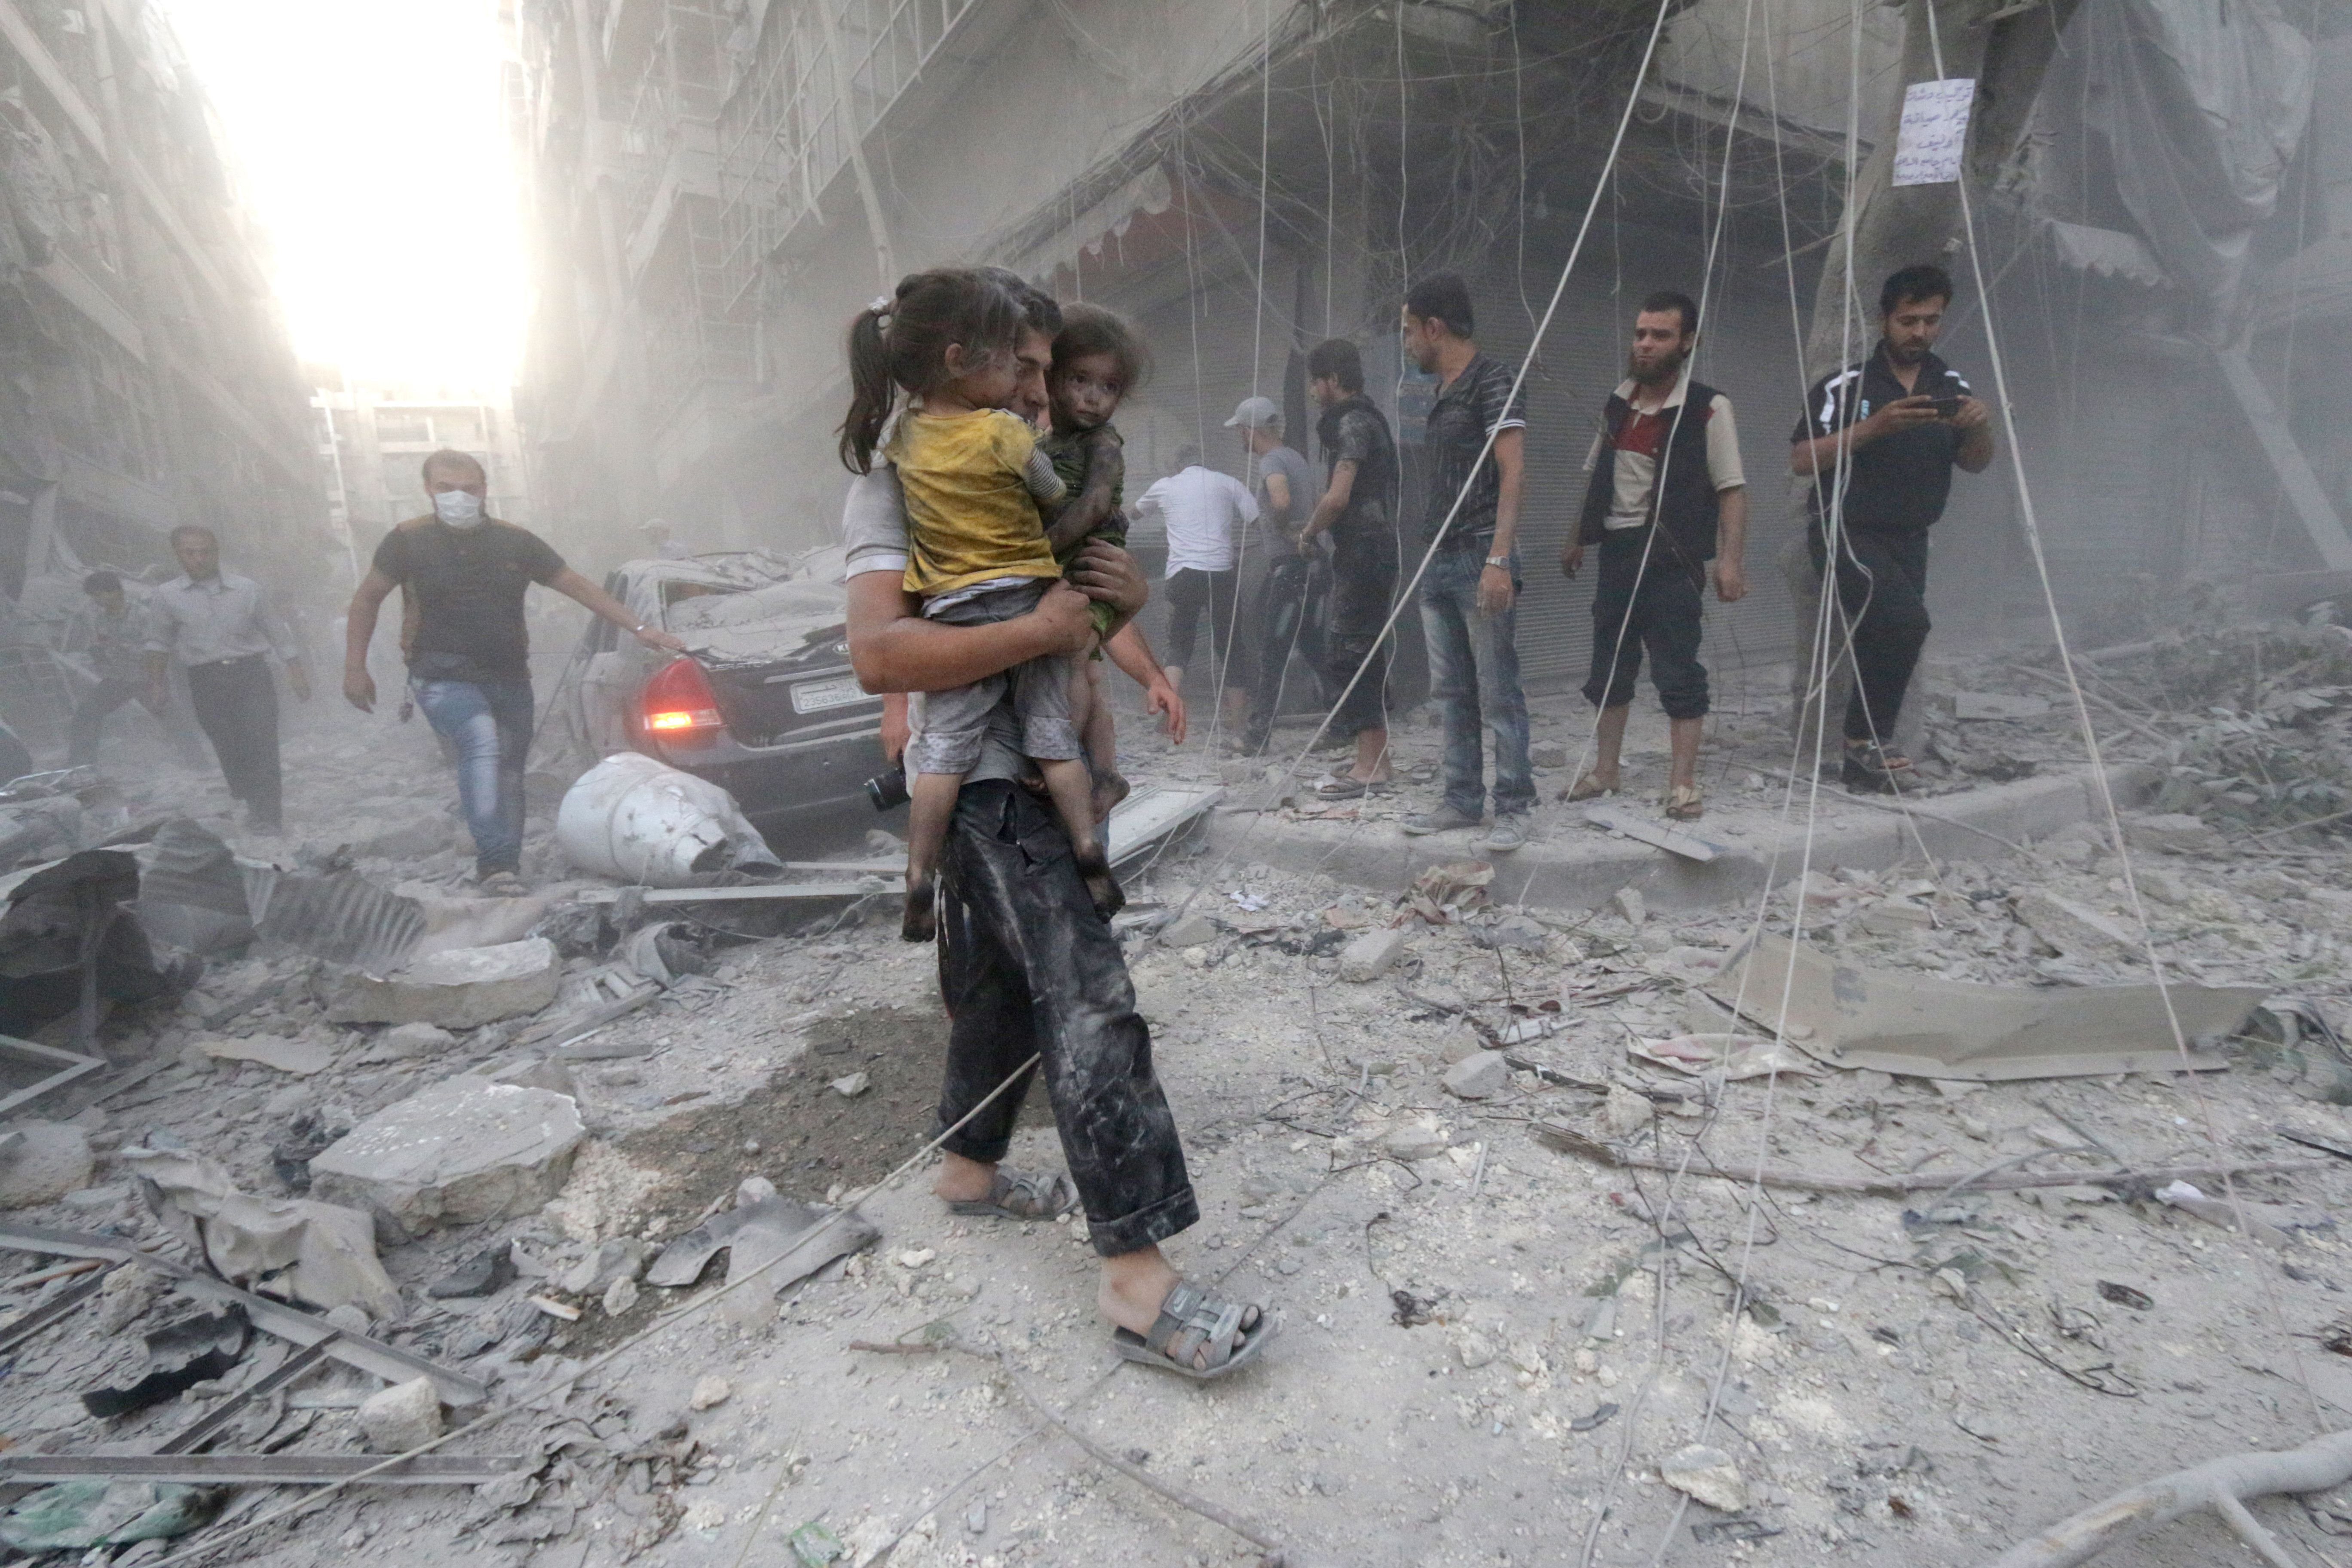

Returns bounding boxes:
[643,657,724,747]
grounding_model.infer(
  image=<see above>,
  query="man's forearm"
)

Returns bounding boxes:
[1957,424,1995,473]
[1717,488,1748,566]
[344,598,381,676]
[1489,433,1525,557]
[1103,622,1164,688]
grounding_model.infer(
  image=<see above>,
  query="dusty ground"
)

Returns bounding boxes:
[1,651,2349,1568]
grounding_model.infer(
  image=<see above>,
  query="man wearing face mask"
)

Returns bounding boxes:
[341,449,684,893]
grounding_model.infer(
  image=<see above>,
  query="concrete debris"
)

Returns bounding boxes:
[646,1179,877,1328]
[426,1246,516,1300]
[1710,932,2264,1079]
[1583,802,1724,862]
[1953,691,2052,721]
[554,752,784,887]
[1442,1050,1510,1100]
[1630,1033,1820,1081]
[94,1265,163,1335]
[1338,926,1410,983]
[118,1145,401,1320]
[602,1275,639,1315]
[328,937,562,1029]
[2126,812,2222,855]
[558,1238,646,1296]
[355,1022,456,1065]
[1157,912,1220,949]
[1612,887,1647,926]
[197,1035,336,1075]
[356,1376,444,1454]
[1375,1117,1454,1161]
[1603,1085,1652,1137]
[689,1375,732,1411]
[308,1077,586,1234]
[1660,1444,1748,1513]
[2012,888,2141,962]
[0,1122,95,1209]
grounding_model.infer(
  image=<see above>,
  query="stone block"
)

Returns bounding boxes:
[2126,812,2220,856]
[1158,913,1220,949]
[1338,926,1409,983]
[328,938,560,1029]
[2012,888,2139,962]
[310,1078,585,1234]
[1443,1050,1510,1100]
[358,1376,444,1453]
[0,1123,94,1209]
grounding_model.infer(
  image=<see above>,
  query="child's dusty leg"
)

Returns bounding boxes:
[1037,756,1123,919]
[1079,659,1128,821]
[902,772,962,942]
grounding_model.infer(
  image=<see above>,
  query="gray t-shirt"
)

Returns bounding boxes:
[840,465,1027,784]
[1256,444,1314,539]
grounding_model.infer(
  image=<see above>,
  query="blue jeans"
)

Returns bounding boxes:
[411,678,534,876]
[1418,545,1535,819]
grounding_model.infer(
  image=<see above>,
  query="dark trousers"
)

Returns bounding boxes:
[1582,532,1710,720]
[1244,553,1326,739]
[184,655,282,828]
[1162,567,1248,689]
[934,780,1197,1257]
[1810,526,1931,743]
[1323,530,1397,737]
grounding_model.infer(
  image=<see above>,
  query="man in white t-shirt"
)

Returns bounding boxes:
[1135,444,1258,733]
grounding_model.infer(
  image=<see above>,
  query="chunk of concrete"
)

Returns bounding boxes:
[1338,926,1409,983]
[2126,812,2220,856]
[309,1078,586,1233]
[0,1123,95,1209]
[1158,912,1220,949]
[356,1022,457,1065]
[2012,888,2139,962]
[1443,1050,1510,1100]
[1661,1444,1747,1512]
[327,938,561,1029]
[357,1376,444,1454]
[199,1035,337,1075]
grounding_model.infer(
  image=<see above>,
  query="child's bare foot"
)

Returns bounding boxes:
[1072,847,1124,921]
[902,876,938,942]
[1091,768,1130,824]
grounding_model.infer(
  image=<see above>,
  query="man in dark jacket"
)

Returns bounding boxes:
[1791,263,1993,793]
[1561,291,1749,821]
[1293,338,1400,795]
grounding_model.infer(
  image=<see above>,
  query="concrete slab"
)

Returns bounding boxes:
[1206,763,2156,913]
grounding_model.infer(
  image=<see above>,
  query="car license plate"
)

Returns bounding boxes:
[790,676,874,714]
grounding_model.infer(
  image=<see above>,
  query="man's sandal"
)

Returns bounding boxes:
[1841,740,1911,796]
[1562,771,1617,803]
[1113,1279,1275,1381]
[945,1167,1077,1222]
[1662,784,1704,821]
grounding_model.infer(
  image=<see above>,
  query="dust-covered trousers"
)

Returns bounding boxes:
[934,778,1198,1257]
[909,580,1082,776]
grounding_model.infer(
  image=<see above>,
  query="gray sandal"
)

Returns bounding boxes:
[1113,1279,1275,1380]
[946,1167,1078,1222]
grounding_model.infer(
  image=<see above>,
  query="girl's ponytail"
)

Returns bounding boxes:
[839,296,896,474]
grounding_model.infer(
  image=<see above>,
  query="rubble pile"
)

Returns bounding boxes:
[0,659,2343,1565]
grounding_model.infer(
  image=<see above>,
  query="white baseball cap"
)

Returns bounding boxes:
[1223,395,1282,431]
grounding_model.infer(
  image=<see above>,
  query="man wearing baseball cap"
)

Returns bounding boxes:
[1227,395,1317,753]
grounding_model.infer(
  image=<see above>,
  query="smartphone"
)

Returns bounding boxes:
[1927,396,1962,419]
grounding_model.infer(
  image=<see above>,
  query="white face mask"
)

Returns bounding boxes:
[433,490,485,528]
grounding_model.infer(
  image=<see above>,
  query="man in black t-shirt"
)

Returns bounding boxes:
[341,449,683,891]
[1791,263,1994,793]
[1293,337,1400,796]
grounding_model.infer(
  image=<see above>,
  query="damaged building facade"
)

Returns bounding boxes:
[0,0,332,760]
[509,0,2352,683]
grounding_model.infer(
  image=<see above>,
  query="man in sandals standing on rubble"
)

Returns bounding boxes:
[841,271,1274,1381]
[1561,290,1749,820]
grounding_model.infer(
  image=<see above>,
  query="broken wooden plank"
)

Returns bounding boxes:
[0,1034,107,1121]
[0,1224,489,1407]
[0,1453,527,1485]
[1528,1120,2324,1198]
[0,1268,113,1354]
[156,1335,339,1456]
[1582,803,1724,862]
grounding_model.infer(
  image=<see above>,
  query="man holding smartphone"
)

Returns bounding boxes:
[1790,263,1994,793]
